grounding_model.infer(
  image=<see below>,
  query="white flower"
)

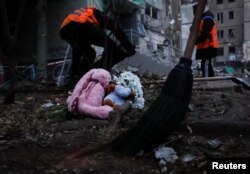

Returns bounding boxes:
[113,71,145,109]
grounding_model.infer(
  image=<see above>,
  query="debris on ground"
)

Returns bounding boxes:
[0,72,250,173]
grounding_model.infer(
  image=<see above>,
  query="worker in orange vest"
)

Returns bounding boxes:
[193,4,219,77]
[60,6,136,81]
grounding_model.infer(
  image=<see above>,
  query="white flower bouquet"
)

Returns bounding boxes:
[113,71,144,109]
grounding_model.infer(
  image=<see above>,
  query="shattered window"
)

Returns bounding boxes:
[229,11,234,20]
[229,46,236,54]
[145,4,151,16]
[217,12,224,24]
[228,29,235,38]
[217,30,224,39]
[152,7,158,19]
[137,23,146,36]
[217,0,223,4]
[145,4,159,20]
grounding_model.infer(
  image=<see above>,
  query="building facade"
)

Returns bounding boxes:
[211,0,244,63]
[180,0,250,64]
[243,0,250,62]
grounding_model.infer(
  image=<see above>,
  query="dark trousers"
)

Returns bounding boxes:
[60,22,126,78]
[201,58,214,77]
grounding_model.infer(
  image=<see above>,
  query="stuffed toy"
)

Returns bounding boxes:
[103,81,135,109]
[113,71,144,109]
[66,68,113,119]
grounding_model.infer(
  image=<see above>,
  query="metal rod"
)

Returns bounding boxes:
[57,44,71,87]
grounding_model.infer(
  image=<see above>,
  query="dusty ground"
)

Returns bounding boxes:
[0,76,250,174]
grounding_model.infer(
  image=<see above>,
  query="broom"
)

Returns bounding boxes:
[108,0,208,155]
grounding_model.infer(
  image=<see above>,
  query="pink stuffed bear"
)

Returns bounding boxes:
[66,68,113,119]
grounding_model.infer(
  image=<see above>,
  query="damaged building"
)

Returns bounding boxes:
[1,0,250,86]
[180,0,250,67]
[0,0,180,84]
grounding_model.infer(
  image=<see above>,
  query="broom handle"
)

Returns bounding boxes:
[183,0,207,59]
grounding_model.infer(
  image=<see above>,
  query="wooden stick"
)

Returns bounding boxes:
[193,76,234,81]
[183,0,207,59]
[141,76,234,85]
[105,101,131,139]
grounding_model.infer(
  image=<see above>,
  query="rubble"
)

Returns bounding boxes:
[0,73,250,173]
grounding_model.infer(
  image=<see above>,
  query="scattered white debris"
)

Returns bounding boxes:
[181,154,196,163]
[161,166,168,173]
[169,19,175,25]
[154,146,178,163]
[41,100,54,108]
[207,138,221,149]
[159,159,166,167]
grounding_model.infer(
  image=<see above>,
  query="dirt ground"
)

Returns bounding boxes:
[0,76,250,174]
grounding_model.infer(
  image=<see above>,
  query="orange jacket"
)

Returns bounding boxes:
[196,16,218,49]
[60,6,99,29]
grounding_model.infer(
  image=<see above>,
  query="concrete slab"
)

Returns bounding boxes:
[115,53,174,75]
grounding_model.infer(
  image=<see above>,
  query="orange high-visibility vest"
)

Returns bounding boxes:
[196,16,219,49]
[60,6,99,29]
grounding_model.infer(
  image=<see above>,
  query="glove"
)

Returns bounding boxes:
[127,44,136,56]
[125,42,136,55]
